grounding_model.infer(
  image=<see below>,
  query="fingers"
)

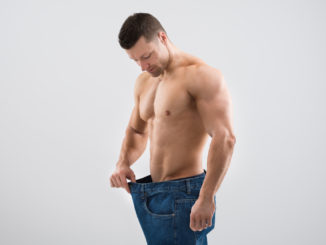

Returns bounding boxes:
[190,216,211,231]
[110,174,122,188]
[109,168,135,194]
[207,217,212,227]
[130,173,136,183]
[120,176,131,194]
[110,175,119,187]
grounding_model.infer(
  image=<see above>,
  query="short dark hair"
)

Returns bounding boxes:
[118,13,167,49]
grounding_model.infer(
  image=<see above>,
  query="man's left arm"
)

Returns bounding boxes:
[187,65,236,231]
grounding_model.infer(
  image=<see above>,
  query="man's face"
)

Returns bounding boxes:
[126,35,168,77]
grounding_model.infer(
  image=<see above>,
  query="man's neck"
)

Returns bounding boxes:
[160,45,185,79]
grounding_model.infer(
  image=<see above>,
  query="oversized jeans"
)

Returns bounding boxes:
[128,169,216,245]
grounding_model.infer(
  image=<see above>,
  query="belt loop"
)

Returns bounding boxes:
[186,179,191,194]
[141,185,145,199]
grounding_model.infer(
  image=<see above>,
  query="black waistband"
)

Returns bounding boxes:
[135,169,206,183]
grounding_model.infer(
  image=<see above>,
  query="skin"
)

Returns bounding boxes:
[110,31,236,232]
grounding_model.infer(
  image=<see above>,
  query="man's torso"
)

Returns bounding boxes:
[138,55,212,182]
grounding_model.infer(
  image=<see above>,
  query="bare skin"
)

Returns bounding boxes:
[110,32,236,232]
[136,58,210,182]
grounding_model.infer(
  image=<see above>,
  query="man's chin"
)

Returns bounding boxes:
[150,73,160,77]
[148,69,161,77]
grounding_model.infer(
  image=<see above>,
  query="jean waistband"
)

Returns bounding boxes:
[128,169,206,193]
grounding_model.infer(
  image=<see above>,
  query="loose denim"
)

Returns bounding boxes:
[128,169,216,245]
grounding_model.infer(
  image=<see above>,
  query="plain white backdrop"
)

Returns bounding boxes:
[1,0,325,244]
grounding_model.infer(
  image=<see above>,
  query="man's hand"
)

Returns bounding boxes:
[189,197,215,231]
[109,164,136,194]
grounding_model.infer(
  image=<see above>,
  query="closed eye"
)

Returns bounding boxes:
[143,52,152,59]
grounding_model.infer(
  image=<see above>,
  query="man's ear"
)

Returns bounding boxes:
[158,31,167,44]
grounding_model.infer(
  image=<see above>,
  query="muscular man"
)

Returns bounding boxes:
[110,13,236,245]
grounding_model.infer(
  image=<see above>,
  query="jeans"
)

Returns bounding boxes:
[128,169,216,245]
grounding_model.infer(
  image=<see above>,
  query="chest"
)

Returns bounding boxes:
[139,78,194,121]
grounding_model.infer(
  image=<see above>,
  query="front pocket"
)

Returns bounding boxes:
[143,192,175,217]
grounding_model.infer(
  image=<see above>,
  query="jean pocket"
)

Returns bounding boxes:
[143,192,175,218]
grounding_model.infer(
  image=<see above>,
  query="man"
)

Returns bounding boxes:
[110,13,236,245]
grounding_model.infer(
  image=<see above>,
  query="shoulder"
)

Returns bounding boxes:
[133,72,150,101]
[185,63,225,100]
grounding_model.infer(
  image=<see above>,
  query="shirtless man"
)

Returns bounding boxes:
[110,13,236,243]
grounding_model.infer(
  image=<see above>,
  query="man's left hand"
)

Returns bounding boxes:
[189,197,215,231]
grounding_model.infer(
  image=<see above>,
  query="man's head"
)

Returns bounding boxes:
[118,13,174,77]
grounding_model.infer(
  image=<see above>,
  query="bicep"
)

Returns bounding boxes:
[127,104,148,134]
[127,74,148,134]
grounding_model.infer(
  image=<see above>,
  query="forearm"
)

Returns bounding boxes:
[117,127,148,167]
[199,135,236,200]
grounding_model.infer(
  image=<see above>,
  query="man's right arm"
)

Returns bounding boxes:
[117,73,149,167]
[110,73,148,193]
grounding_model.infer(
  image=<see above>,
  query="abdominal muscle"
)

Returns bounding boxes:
[148,113,208,182]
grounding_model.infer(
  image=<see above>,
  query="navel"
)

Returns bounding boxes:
[165,110,171,116]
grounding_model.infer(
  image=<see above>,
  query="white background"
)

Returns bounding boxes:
[1,0,325,244]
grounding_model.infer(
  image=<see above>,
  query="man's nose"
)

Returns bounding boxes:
[140,61,149,71]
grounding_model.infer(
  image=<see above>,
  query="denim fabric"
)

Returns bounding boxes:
[128,169,216,245]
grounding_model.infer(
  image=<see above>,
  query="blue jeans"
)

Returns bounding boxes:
[128,169,216,245]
